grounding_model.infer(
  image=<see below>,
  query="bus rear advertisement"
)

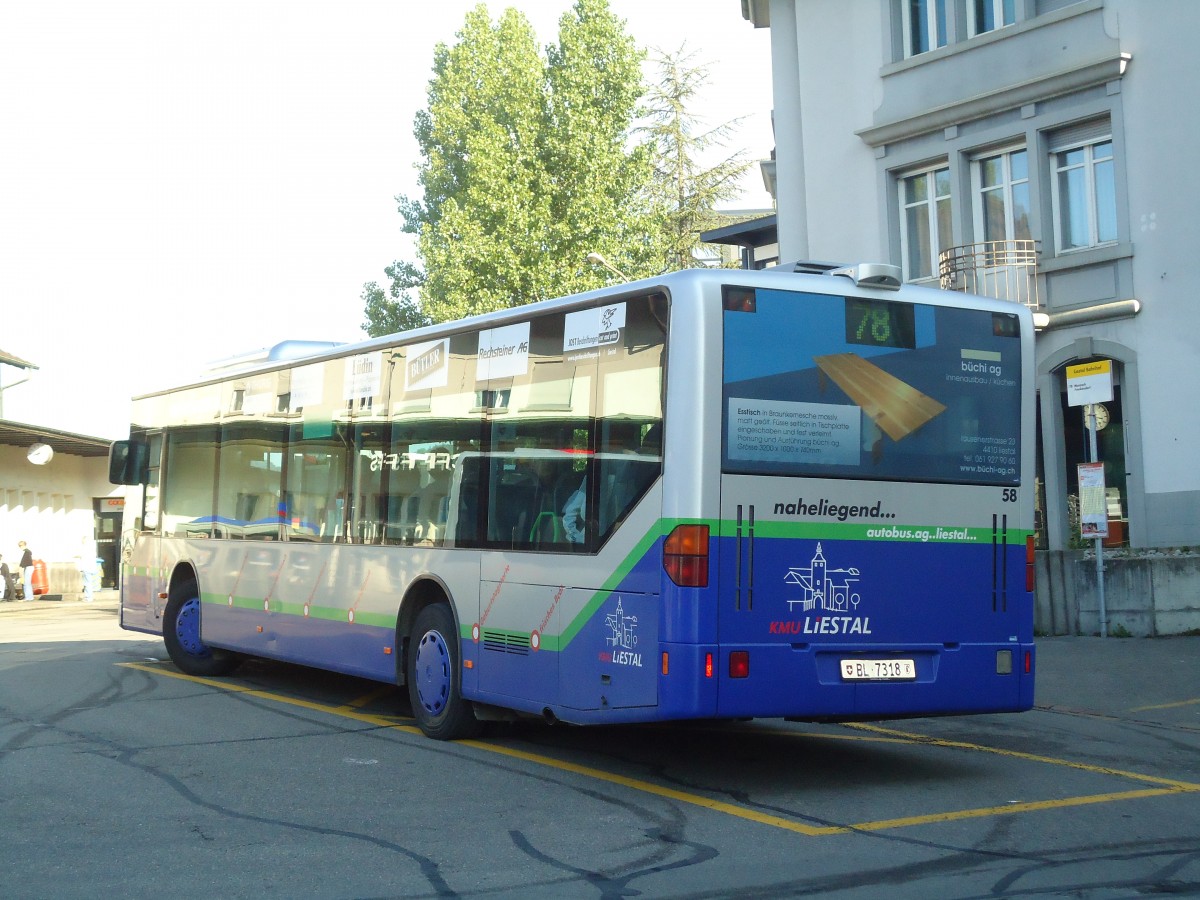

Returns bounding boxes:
[110,264,1035,739]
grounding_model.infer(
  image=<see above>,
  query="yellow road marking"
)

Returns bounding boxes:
[119,662,416,730]
[457,739,843,835]
[335,686,396,712]
[846,788,1183,833]
[120,661,1200,835]
[1129,697,1200,712]
[845,722,1200,791]
[455,743,1187,835]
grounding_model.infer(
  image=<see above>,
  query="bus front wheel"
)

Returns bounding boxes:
[407,603,482,740]
[163,592,241,677]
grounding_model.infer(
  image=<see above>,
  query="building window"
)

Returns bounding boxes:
[904,0,947,56]
[1051,125,1117,253]
[973,148,1031,243]
[899,166,952,282]
[968,0,1015,37]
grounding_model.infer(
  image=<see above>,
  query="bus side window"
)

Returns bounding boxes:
[217,423,284,540]
[531,461,579,546]
[452,458,482,546]
[414,465,452,545]
[286,493,324,540]
[595,421,662,541]
[383,466,422,544]
[143,433,162,532]
[488,467,541,548]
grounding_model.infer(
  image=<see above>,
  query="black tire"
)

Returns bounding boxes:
[407,603,482,740]
[163,591,241,677]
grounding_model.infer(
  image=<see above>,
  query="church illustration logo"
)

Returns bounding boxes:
[600,596,642,667]
[783,543,861,612]
[773,543,871,636]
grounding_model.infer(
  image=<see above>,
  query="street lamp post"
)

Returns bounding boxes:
[0,353,39,420]
[586,252,628,282]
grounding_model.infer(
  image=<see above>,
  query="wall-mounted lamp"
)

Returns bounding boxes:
[27,442,54,465]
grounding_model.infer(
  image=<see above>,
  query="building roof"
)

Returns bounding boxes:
[0,348,39,370]
[700,214,778,248]
[0,419,111,459]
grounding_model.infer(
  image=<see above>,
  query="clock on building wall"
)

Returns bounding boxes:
[1084,403,1110,431]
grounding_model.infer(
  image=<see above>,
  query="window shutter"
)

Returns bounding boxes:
[1049,118,1111,151]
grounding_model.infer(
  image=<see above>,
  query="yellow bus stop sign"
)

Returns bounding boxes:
[1066,360,1113,406]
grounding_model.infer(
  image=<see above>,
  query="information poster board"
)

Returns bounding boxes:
[720,290,1022,484]
[1077,462,1109,539]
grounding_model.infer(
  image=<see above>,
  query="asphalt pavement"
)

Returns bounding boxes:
[0,589,120,611]
[1034,632,1200,720]
[2,591,1197,722]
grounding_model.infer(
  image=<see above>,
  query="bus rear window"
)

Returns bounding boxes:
[722,287,1021,485]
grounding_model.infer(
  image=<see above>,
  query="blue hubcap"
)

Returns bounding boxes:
[414,629,451,716]
[175,597,211,658]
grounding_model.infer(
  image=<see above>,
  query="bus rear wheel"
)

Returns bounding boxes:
[163,592,241,677]
[407,603,482,740]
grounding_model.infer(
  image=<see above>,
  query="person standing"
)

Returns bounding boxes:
[75,536,96,602]
[17,540,34,601]
[0,554,11,601]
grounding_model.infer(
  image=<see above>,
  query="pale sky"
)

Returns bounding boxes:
[0,1,773,439]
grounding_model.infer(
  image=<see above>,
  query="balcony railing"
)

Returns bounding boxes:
[939,239,1041,309]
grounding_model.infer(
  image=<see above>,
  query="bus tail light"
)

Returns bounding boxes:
[664,524,709,587]
[704,652,713,678]
[1026,535,1036,592]
[729,651,749,679]
[722,286,757,312]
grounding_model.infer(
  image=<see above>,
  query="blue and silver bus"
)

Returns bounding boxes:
[110,263,1036,739]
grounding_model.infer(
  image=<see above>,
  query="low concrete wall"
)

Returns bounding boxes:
[1035,550,1200,636]
[25,562,93,601]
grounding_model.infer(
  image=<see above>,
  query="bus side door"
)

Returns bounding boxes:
[119,480,165,632]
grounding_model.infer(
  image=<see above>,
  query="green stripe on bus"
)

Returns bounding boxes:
[748,520,1032,544]
[541,517,710,652]
[199,592,397,629]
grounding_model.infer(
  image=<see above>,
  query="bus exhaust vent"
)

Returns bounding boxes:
[781,260,846,275]
[483,630,530,656]
[735,504,755,611]
[992,513,1009,613]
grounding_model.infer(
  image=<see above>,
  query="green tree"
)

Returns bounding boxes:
[403,5,548,323]
[541,0,663,286]
[362,5,756,335]
[366,0,658,330]
[641,46,754,271]
[360,279,430,338]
